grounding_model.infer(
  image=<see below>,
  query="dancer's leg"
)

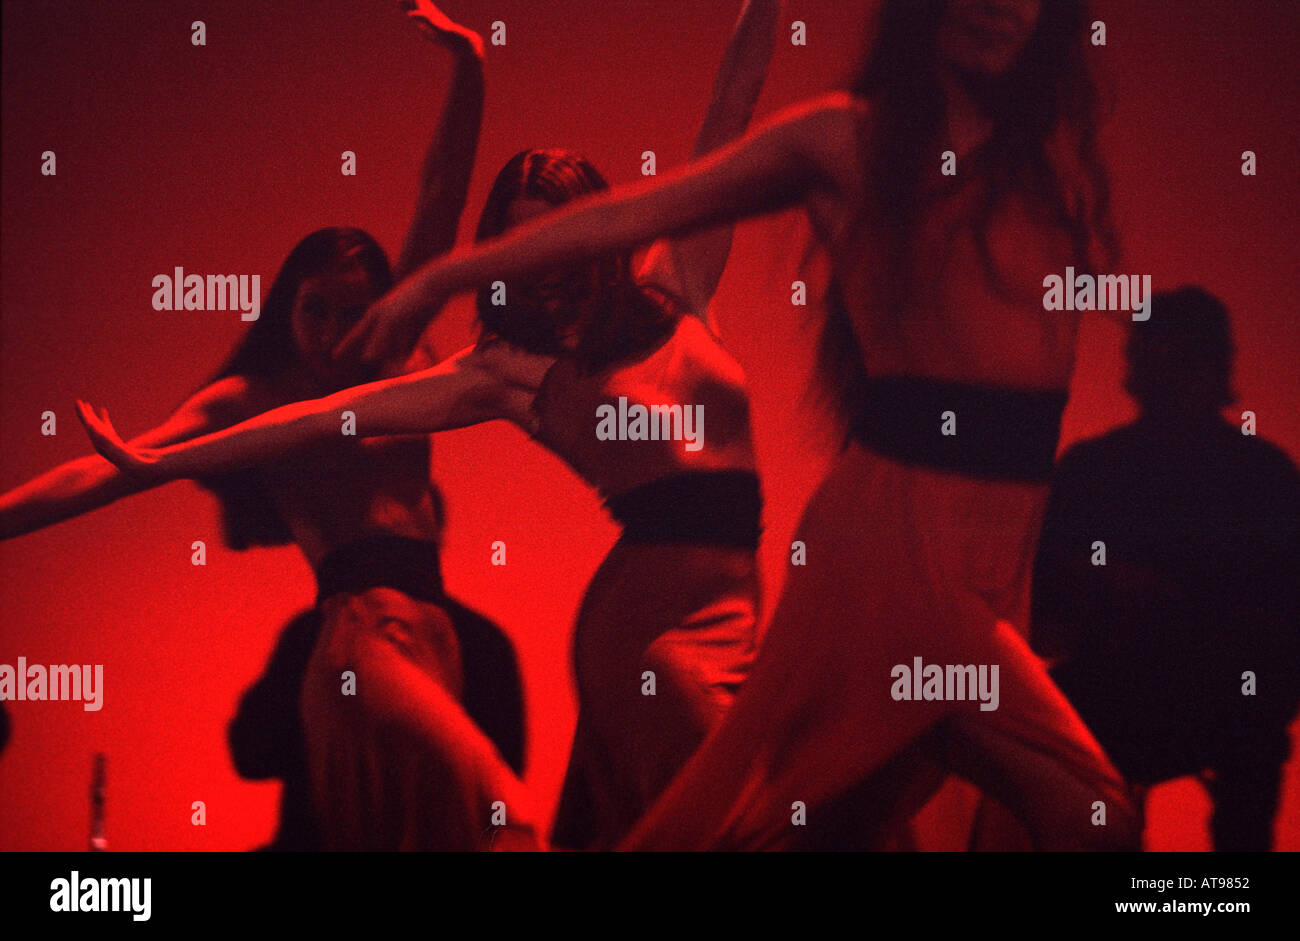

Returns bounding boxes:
[554,544,757,848]
[1206,730,1288,851]
[621,449,960,850]
[622,445,1138,851]
[940,622,1139,850]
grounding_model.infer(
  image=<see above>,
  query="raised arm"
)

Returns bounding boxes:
[0,376,254,541]
[391,0,486,282]
[76,345,545,483]
[637,0,780,326]
[343,94,860,366]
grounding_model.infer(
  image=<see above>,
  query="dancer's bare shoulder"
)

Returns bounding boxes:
[788,91,871,132]
[775,92,872,195]
[769,92,872,240]
[180,374,273,430]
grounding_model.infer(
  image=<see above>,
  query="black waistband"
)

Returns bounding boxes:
[605,471,762,550]
[850,376,1067,482]
[314,535,445,606]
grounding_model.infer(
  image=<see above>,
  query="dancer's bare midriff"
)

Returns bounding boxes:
[260,431,441,570]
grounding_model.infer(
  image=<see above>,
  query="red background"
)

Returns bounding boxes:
[2,0,1296,850]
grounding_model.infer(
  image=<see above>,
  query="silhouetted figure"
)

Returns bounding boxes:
[1033,287,1300,850]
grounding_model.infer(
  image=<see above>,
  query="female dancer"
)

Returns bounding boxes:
[325,0,1140,850]
[80,0,783,850]
[1,2,531,850]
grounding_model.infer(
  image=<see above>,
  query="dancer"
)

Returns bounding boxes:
[0,2,532,850]
[319,0,1141,850]
[228,509,525,852]
[80,0,783,849]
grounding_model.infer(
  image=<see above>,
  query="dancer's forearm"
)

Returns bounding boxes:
[2,377,248,539]
[80,351,504,480]
[363,99,838,352]
[0,456,148,540]
[640,0,781,320]
[137,403,337,481]
[393,19,485,280]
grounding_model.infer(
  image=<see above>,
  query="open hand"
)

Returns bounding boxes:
[334,304,401,370]
[335,285,433,369]
[397,0,485,58]
[76,401,163,478]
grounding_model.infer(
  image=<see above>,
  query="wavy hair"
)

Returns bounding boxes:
[474,150,678,374]
[816,0,1117,429]
[199,227,392,550]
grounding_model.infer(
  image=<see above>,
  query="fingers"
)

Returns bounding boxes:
[75,400,116,450]
[333,320,369,365]
[75,399,146,472]
[75,400,110,443]
[336,314,393,367]
[410,1,453,27]
[398,0,484,57]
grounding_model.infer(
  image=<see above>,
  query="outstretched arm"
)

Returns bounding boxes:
[342,94,859,366]
[392,0,486,282]
[0,376,254,541]
[637,0,781,327]
[76,346,529,483]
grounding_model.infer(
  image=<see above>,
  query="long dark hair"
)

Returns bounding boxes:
[817,0,1117,428]
[474,149,677,374]
[198,227,393,550]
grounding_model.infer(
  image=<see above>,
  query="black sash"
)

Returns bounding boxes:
[606,471,762,550]
[851,376,1067,482]
[314,534,445,606]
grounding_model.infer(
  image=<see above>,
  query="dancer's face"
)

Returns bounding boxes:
[503,197,602,352]
[937,0,1042,76]
[291,266,378,381]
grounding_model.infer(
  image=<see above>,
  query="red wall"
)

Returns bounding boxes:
[2,0,1296,850]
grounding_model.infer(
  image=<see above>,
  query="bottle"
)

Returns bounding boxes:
[89,753,107,852]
